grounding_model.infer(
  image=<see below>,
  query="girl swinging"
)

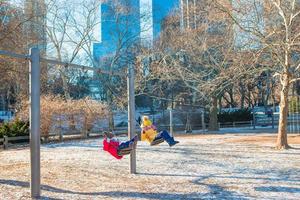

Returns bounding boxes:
[103,131,138,159]
[140,116,179,146]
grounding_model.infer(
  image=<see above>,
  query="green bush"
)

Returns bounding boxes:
[0,119,29,138]
[218,109,253,123]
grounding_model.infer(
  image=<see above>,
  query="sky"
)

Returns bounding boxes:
[7,0,179,63]
[140,0,153,46]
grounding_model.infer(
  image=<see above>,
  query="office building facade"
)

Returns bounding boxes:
[93,0,140,64]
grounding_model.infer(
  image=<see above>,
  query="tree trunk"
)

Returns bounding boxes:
[240,88,245,109]
[271,89,276,112]
[228,88,236,108]
[57,52,70,99]
[208,96,219,131]
[61,71,71,99]
[109,110,114,131]
[107,90,114,130]
[1,95,5,110]
[247,89,252,107]
[276,73,291,149]
[69,114,76,131]
[218,96,222,112]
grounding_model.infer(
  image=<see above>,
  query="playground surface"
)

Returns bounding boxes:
[0,133,299,200]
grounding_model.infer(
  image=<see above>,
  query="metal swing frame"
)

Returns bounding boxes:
[0,48,137,198]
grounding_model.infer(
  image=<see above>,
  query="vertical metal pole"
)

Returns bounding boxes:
[127,65,136,174]
[201,110,205,133]
[169,109,173,136]
[29,47,41,198]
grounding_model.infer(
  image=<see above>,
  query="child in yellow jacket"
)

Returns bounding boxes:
[140,116,179,146]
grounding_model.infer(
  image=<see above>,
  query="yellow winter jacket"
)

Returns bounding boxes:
[140,117,158,143]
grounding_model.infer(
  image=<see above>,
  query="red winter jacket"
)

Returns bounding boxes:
[103,138,123,159]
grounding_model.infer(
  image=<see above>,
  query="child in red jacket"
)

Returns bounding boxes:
[103,131,138,159]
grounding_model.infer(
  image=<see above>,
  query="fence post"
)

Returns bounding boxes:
[272,113,275,129]
[3,136,8,149]
[59,132,63,141]
[253,111,256,130]
[83,116,88,138]
[127,65,136,174]
[29,47,41,198]
[169,109,173,136]
[185,113,192,133]
[58,117,63,142]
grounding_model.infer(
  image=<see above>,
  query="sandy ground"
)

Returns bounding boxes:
[0,133,299,200]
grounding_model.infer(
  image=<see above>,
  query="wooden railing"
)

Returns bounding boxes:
[0,135,29,149]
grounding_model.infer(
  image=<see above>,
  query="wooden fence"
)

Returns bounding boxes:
[0,135,29,149]
[0,130,130,150]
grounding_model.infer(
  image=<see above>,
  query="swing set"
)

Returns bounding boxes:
[0,48,137,198]
[103,120,169,159]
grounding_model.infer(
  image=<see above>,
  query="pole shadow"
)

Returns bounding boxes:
[0,178,248,199]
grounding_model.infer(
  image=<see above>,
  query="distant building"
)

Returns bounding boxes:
[153,0,179,40]
[93,0,140,64]
[94,0,180,59]
[140,0,179,46]
[91,0,180,101]
[91,0,141,100]
[179,0,263,50]
[179,0,208,30]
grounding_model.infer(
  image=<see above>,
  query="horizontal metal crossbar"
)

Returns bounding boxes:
[0,50,29,59]
[41,58,127,77]
[0,49,127,77]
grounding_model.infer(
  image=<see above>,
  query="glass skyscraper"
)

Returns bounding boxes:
[152,0,179,40]
[93,0,140,63]
[140,0,179,46]
[94,0,180,62]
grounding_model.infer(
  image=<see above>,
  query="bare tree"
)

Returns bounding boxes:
[45,0,100,99]
[89,0,151,129]
[140,2,239,131]
[215,0,300,149]
[0,1,30,111]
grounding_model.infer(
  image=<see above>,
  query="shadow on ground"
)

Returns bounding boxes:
[139,171,300,184]
[0,179,248,200]
[255,186,300,193]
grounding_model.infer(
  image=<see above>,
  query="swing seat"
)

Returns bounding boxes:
[150,137,164,146]
[118,148,133,156]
